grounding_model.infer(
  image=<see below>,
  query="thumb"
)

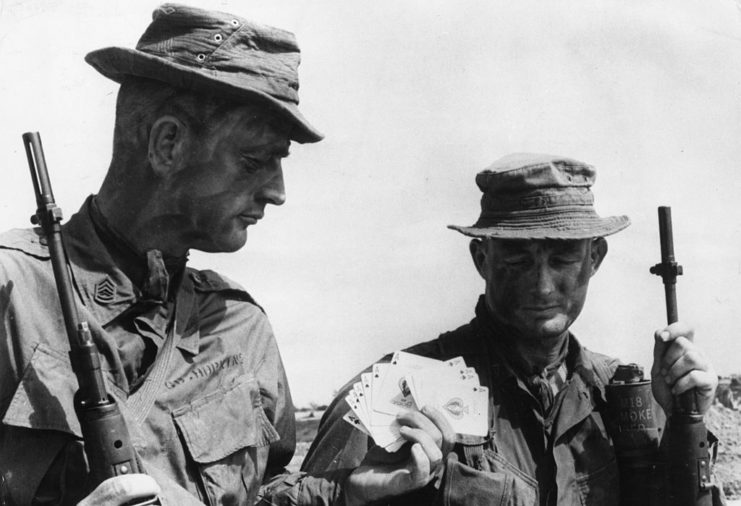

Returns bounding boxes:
[651,329,670,378]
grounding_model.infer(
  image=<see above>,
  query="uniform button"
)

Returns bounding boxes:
[196,53,206,62]
[214,33,223,42]
[231,19,239,26]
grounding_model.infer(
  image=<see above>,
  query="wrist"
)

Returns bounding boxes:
[342,470,366,506]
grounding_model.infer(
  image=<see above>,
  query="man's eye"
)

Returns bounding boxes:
[503,257,530,267]
[552,256,580,265]
[241,156,262,173]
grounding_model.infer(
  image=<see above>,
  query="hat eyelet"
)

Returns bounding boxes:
[196,53,206,62]
[231,19,239,27]
[214,33,223,42]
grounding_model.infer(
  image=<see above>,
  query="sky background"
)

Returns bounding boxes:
[1,0,740,407]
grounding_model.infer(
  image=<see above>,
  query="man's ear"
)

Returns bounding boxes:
[469,239,488,280]
[148,115,188,177]
[589,237,608,276]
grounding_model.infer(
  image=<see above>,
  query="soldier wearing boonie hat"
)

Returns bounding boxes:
[0,4,349,505]
[86,3,323,143]
[447,153,630,239]
[0,4,499,504]
[300,153,721,505]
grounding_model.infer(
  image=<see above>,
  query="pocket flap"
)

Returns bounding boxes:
[2,343,81,437]
[172,377,279,464]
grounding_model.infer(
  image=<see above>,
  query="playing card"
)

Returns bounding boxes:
[345,390,370,432]
[406,365,479,410]
[344,370,404,449]
[360,372,373,414]
[353,382,369,422]
[369,417,404,449]
[342,351,489,452]
[370,363,391,426]
[428,383,489,437]
[374,352,467,416]
[343,412,371,436]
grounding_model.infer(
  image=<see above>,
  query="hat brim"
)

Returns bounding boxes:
[448,214,630,240]
[85,47,323,144]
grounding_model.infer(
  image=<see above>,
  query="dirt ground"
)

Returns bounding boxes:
[706,404,741,499]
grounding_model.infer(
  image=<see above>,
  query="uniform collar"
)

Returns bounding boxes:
[472,302,610,443]
[63,196,200,357]
[63,196,139,326]
[472,295,608,403]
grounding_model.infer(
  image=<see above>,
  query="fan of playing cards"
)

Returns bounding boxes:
[343,351,488,452]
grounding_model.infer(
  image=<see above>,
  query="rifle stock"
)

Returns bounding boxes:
[649,206,712,506]
[22,132,156,499]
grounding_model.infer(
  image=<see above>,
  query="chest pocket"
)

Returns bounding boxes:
[172,375,279,505]
[441,441,539,506]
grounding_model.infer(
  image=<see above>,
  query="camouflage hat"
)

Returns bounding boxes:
[448,153,630,239]
[85,3,322,143]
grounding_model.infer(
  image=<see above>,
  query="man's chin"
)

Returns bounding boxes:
[194,231,248,254]
[527,316,571,341]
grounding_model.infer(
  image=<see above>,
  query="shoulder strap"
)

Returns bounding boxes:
[589,351,620,388]
[188,268,264,312]
[0,228,50,260]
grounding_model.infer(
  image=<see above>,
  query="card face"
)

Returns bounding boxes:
[345,391,370,432]
[370,363,392,426]
[342,351,489,451]
[374,353,467,416]
[343,412,370,436]
[405,364,479,410]
[353,383,368,418]
[431,384,489,437]
[359,373,373,418]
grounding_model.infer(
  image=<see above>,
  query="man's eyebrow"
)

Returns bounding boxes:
[549,241,584,254]
[496,240,530,254]
[241,143,291,158]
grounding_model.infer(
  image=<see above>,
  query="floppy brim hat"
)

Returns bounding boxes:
[85,3,323,144]
[448,153,630,240]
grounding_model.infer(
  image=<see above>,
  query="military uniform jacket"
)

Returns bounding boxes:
[0,201,341,505]
[302,299,624,505]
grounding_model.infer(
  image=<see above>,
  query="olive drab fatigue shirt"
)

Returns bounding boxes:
[0,199,342,505]
[301,298,624,505]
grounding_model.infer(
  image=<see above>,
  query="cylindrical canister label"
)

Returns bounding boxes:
[605,379,660,454]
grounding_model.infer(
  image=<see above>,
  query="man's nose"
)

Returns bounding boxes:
[259,164,286,206]
[535,262,556,295]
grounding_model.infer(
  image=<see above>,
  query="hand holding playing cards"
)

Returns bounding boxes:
[342,352,488,451]
[343,406,455,505]
[341,352,489,504]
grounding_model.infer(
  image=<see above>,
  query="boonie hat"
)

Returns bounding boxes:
[449,153,630,239]
[85,3,322,143]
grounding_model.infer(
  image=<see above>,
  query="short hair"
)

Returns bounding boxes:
[111,77,229,158]
[110,77,283,168]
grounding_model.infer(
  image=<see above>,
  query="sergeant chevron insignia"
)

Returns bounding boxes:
[94,277,116,304]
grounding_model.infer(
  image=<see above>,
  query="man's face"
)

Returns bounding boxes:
[471,237,606,342]
[169,106,291,253]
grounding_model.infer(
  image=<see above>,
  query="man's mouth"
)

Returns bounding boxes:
[238,214,262,225]
[523,304,559,312]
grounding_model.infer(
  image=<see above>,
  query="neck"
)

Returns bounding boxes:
[89,196,188,296]
[509,332,569,372]
[97,167,189,258]
[478,300,569,373]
